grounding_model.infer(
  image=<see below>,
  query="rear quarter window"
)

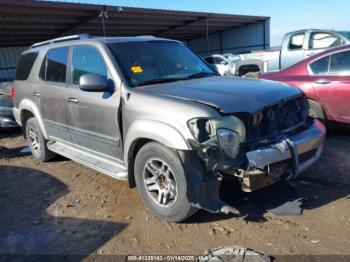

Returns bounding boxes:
[15,52,38,80]
[309,56,330,75]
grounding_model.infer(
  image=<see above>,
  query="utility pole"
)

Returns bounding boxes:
[205,17,209,55]
[99,5,108,36]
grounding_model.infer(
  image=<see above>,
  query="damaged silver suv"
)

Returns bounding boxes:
[13,35,326,222]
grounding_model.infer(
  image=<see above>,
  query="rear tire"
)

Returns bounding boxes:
[25,118,56,162]
[134,142,197,222]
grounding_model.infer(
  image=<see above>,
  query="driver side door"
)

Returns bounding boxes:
[65,45,123,160]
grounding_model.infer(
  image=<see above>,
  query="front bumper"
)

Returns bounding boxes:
[242,120,326,191]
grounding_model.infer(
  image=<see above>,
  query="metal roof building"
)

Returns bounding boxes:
[0,0,270,80]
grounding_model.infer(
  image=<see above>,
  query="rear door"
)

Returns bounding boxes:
[39,47,70,141]
[65,45,123,159]
[308,50,350,124]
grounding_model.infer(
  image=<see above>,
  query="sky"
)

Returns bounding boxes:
[53,0,350,46]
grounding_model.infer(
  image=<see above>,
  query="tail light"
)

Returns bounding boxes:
[10,86,15,100]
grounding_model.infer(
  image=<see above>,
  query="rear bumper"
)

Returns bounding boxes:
[0,106,18,128]
[242,120,326,191]
[0,116,18,128]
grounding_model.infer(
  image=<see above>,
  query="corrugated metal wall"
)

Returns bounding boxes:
[0,20,269,80]
[0,46,26,81]
[188,20,270,56]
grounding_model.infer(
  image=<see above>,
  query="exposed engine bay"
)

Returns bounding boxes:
[187,95,322,192]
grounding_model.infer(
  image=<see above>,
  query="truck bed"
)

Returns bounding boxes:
[238,50,281,72]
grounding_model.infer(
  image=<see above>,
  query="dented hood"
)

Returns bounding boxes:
[136,76,302,113]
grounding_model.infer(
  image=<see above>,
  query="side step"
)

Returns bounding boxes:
[47,141,128,180]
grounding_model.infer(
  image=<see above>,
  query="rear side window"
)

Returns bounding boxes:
[71,46,107,84]
[309,32,343,49]
[15,52,38,80]
[288,33,305,50]
[41,47,69,83]
[309,56,330,75]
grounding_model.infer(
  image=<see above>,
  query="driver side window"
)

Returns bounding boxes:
[71,46,107,85]
[289,33,305,50]
[214,57,227,65]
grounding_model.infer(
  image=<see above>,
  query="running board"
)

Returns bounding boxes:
[47,141,128,180]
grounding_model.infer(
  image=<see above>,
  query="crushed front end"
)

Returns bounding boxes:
[186,94,325,213]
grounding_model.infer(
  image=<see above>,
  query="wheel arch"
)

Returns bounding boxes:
[124,120,191,188]
[19,99,48,139]
[238,64,261,76]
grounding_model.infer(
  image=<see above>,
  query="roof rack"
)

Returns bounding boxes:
[30,34,91,48]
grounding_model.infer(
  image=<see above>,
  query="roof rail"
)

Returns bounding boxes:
[30,34,91,48]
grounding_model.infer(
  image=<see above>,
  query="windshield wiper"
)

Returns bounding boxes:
[137,77,182,86]
[184,72,216,79]
[137,72,216,87]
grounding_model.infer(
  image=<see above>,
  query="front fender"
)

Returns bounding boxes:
[18,99,48,139]
[124,120,191,162]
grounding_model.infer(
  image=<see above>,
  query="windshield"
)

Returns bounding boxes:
[108,40,216,87]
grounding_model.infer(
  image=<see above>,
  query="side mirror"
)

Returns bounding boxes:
[79,74,107,92]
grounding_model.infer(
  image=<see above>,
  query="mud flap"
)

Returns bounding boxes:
[179,151,240,216]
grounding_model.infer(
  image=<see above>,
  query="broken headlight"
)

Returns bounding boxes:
[188,116,246,158]
[217,129,241,158]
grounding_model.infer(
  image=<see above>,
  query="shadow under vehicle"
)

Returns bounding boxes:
[0,165,126,258]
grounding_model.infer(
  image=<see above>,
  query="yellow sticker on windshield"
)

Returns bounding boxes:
[131,66,143,73]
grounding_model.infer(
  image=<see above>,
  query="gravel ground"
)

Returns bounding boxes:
[0,129,349,259]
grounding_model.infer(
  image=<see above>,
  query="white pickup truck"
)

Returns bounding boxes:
[235,29,350,77]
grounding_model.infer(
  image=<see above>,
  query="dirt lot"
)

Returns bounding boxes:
[0,129,349,259]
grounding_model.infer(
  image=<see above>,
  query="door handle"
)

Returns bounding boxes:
[306,52,315,57]
[33,92,40,97]
[314,79,331,85]
[68,97,79,103]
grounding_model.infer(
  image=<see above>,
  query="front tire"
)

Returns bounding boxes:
[134,142,197,222]
[25,118,56,162]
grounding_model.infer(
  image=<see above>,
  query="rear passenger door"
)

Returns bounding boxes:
[39,47,70,141]
[65,45,123,160]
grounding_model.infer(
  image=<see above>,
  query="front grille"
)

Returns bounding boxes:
[241,95,309,146]
[262,149,317,174]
